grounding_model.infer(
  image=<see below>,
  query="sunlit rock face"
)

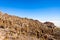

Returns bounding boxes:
[0,29,6,40]
[0,12,60,40]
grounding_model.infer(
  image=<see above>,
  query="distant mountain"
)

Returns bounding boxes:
[0,12,60,40]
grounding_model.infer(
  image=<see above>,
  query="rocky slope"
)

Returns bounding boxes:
[0,12,60,40]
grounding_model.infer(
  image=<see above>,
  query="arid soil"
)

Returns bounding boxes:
[0,12,60,40]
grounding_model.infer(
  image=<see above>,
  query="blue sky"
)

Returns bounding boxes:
[0,0,60,26]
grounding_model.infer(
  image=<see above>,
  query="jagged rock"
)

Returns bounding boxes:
[0,12,60,40]
[44,22,56,28]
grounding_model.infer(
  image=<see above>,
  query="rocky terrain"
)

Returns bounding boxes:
[0,12,60,40]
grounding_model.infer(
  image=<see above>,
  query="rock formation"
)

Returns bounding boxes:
[0,12,60,40]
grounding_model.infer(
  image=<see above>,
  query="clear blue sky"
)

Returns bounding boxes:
[0,0,60,26]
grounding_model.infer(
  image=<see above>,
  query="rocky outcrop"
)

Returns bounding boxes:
[44,22,56,28]
[0,12,60,40]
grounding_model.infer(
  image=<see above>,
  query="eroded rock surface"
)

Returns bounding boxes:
[0,12,60,40]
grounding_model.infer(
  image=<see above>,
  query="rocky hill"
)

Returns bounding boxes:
[0,12,60,40]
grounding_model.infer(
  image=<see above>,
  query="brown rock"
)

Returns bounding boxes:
[0,12,59,40]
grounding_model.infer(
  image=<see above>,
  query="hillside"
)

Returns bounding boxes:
[0,12,60,40]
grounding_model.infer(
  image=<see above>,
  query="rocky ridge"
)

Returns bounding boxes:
[0,12,60,40]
